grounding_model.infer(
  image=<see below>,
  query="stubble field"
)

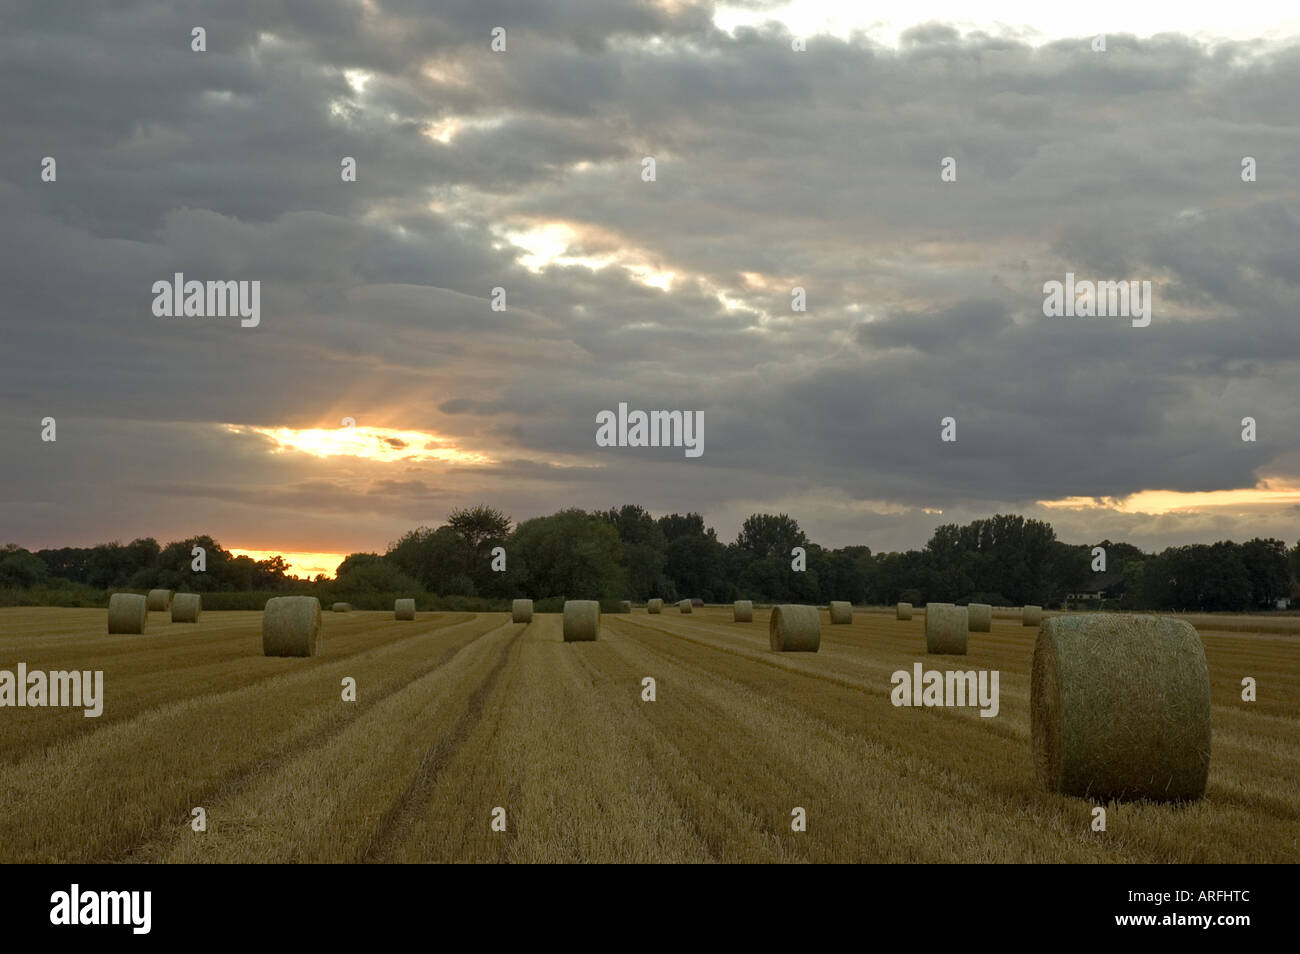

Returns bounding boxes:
[0,605,1296,863]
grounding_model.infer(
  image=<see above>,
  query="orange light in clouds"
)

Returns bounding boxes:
[1038,481,1300,514]
[227,424,493,464]
[229,549,348,580]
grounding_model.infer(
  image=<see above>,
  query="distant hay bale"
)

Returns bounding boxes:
[896,602,913,620]
[107,593,148,634]
[146,589,173,611]
[562,600,600,641]
[647,598,663,614]
[394,598,416,620]
[619,600,632,613]
[678,599,693,614]
[171,593,202,623]
[1023,605,1043,627]
[1031,614,1212,802]
[331,602,352,613]
[967,603,992,632]
[769,604,820,652]
[925,603,968,655]
[262,596,322,657]
[829,601,852,624]
[733,600,753,622]
[512,599,533,623]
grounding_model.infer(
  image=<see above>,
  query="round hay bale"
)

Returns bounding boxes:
[829,601,852,624]
[562,600,600,642]
[146,589,173,611]
[1023,605,1043,627]
[733,600,753,622]
[619,600,632,613]
[262,596,322,657]
[967,603,992,632]
[331,602,352,613]
[896,602,913,620]
[511,598,533,623]
[925,603,968,655]
[769,604,820,652]
[394,598,416,620]
[1031,614,1211,802]
[171,593,202,623]
[647,598,663,614]
[107,593,148,634]
[678,599,693,614]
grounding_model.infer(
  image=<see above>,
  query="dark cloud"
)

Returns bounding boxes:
[2,2,1299,555]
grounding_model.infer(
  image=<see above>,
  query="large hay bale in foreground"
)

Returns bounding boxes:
[896,602,913,621]
[146,589,173,611]
[1023,605,1043,626]
[733,600,753,622]
[967,603,992,632]
[925,603,968,655]
[1031,614,1211,802]
[678,599,692,614]
[171,593,202,623]
[647,598,663,614]
[562,600,600,641]
[107,593,148,634]
[262,596,322,657]
[331,602,352,613]
[394,598,416,620]
[769,604,820,652]
[512,599,533,623]
[829,601,852,624]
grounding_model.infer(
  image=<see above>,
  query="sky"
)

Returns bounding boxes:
[2,1,1299,577]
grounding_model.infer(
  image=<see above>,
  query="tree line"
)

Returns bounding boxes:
[5,506,1299,612]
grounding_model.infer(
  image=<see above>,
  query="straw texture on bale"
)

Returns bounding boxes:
[619,600,632,613]
[512,598,534,623]
[679,599,692,614]
[107,593,148,634]
[967,603,992,632]
[262,596,322,657]
[146,589,173,611]
[562,600,600,642]
[925,603,968,655]
[733,600,753,622]
[171,593,201,623]
[647,598,663,614]
[769,604,821,652]
[394,598,416,620]
[829,601,852,624]
[896,602,913,621]
[1031,614,1211,802]
[1023,605,1043,627]
[331,602,352,613]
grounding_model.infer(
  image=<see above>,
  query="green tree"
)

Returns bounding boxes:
[509,509,625,600]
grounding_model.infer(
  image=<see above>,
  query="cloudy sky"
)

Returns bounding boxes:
[3,1,1299,576]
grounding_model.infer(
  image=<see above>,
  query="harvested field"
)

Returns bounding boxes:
[0,606,1295,863]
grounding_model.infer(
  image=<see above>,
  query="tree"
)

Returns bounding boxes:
[1240,538,1291,608]
[598,505,668,600]
[0,545,48,588]
[447,505,511,571]
[736,513,806,560]
[509,509,625,600]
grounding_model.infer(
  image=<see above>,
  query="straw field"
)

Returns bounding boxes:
[0,605,1295,863]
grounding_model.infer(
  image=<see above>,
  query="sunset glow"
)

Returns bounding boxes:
[1038,481,1300,515]
[228,548,349,579]
[227,424,493,464]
